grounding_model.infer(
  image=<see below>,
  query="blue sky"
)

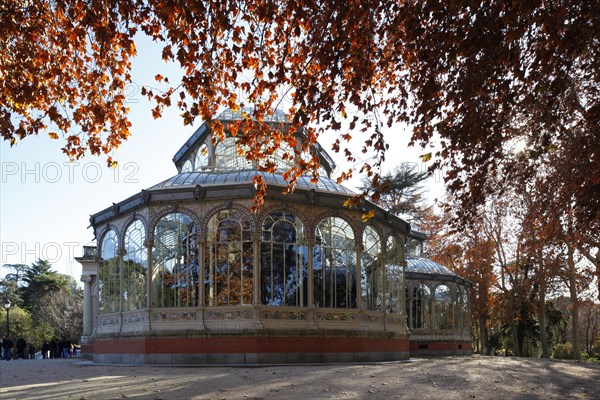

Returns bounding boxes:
[0,36,439,280]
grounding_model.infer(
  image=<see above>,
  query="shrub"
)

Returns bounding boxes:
[553,342,574,360]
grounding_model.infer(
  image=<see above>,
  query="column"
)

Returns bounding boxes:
[306,238,315,307]
[80,275,93,337]
[198,237,206,306]
[355,244,362,310]
[252,233,261,306]
[144,239,153,309]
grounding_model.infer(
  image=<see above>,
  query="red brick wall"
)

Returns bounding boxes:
[92,336,409,354]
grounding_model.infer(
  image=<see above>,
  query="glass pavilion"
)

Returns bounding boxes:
[77,108,471,364]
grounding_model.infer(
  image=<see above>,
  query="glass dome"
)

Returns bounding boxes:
[172,108,337,177]
[406,257,457,276]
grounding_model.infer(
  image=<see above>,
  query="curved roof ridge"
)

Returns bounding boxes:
[405,257,457,276]
[147,170,356,195]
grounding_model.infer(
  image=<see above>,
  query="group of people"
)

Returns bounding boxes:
[41,339,78,359]
[1,337,79,360]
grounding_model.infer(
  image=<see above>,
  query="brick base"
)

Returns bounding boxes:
[90,335,410,364]
[409,341,472,356]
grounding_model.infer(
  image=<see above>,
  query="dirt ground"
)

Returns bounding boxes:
[0,355,598,400]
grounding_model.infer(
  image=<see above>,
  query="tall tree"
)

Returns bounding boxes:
[1,1,598,215]
[2,263,28,287]
[359,163,429,224]
[20,259,69,318]
[422,210,496,355]
[1,263,28,306]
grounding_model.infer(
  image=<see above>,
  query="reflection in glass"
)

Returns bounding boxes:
[215,137,253,170]
[434,284,453,330]
[182,159,193,173]
[406,238,421,257]
[409,284,431,329]
[205,209,253,305]
[361,226,382,311]
[262,142,295,172]
[152,213,197,308]
[194,143,209,171]
[385,236,403,314]
[460,287,470,334]
[261,211,308,306]
[123,220,147,310]
[99,230,119,314]
[314,217,356,308]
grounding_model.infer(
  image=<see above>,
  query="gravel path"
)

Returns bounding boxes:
[1,355,598,399]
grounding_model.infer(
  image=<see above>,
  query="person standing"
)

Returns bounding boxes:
[42,341,50,359]
[16,337,27,359]
[49,339,57,358]
[28,343,35,359]
[2,337,13,361]
[61,339,71,358]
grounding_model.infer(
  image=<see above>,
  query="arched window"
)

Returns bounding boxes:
[410,283,431,329]
[99,230,119,314]
[406,238,422,257]
[314,217,356,308]
[181,159,193,173]
[361,226,382,311]
[215,137,253,170]
[434,284,453,330]
[205,209,253,305]
[460,287,470,334]
[152,213,197,308]
[260,211,307,306]
[194,143,209,171]
[385,236,403,314]
[123,220,147,311]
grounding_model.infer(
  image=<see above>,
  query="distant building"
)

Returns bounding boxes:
[77,108,471,364]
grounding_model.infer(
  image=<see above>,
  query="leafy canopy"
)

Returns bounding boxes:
[1,1,598,219]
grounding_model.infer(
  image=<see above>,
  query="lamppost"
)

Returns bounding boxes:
[2,296,10,339]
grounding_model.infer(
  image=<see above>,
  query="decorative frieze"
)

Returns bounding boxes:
[152,311,197,321]
[315,311,358,322]
[123,312,147,325]
[98,315,120,326]
[205,309,254,320]
[386,314,405,325]
[261,310,307,320]
[360,312,383,324]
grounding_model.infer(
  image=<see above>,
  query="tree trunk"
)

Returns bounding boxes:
[567,246,581,360]
[479,312,490,355]
[566,207,581,360]
[538,254,550,358]
[509,296,520,357]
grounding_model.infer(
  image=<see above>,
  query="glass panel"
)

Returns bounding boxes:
[385,236,403,314]
[260,211,308,306]
[361,226,382,311]
[411,284,431,329]
[314,217,356,308]
[215,137,253,170]
[262,142,295,172]
[194,143,209,171]
[99,230,119,314]
[123,220,147,311]
[461,287,470,333]
[181,159,193,173]
[406,238,421,257]
[434,284,453,330]
[205,209,253,305]
[152,213,198,308]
